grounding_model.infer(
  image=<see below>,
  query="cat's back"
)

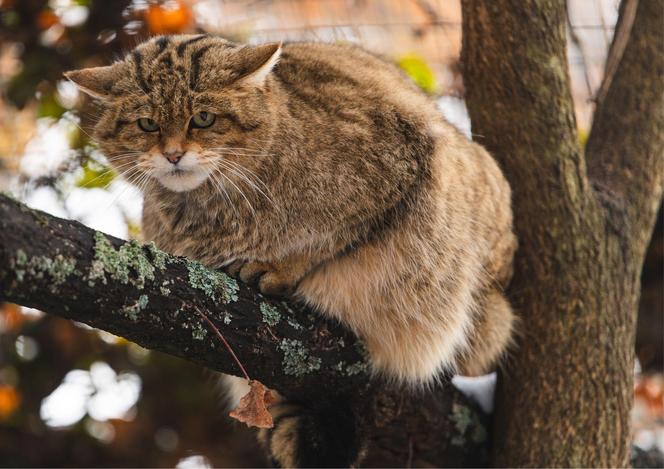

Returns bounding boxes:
[278,42,408,84]
[274,42,440,121]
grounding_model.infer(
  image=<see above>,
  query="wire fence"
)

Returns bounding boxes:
[181,0,618,128]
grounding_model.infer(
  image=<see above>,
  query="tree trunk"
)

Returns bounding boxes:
[461,0,663,466]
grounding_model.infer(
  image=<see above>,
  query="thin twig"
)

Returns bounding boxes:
[195,307,251,380]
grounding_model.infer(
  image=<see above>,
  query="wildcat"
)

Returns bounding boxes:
[66,34,517,467]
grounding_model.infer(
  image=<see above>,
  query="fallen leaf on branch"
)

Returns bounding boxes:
[229,380,277,428]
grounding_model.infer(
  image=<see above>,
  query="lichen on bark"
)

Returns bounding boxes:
[186,260,239,303]
[88,232,160,289]
[11,249,77,289]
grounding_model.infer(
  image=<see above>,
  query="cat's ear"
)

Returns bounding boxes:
[237,43,282,88]
[64,64,123,100]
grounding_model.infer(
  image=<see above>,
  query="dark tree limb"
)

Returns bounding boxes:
[0,193,489,467]
[593,0,638,109]
[586,0,664,253]
[461,0,663,466]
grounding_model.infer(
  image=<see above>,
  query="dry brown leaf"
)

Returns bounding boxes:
[229,380,277,428]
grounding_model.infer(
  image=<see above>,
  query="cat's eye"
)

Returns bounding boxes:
[137,118,159,132]
[190,112,216,129]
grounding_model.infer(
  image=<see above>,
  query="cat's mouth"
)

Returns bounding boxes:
[155,166,209,193]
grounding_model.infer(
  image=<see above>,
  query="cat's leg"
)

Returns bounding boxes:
[221,372,364,467]
[230,252,329,297]
[458,288,516,376]
[224,255,366,466]
[257,397,365,468]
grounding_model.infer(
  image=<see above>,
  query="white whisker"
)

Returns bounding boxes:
[208,169,239,219]
[211,166,256,219]
[212,158,276,210]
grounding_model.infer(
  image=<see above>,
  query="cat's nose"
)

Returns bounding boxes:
[164,150,184,165]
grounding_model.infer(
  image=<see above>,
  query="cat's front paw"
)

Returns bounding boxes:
[238,261,270,283]
[225,259,247,277]
[239,261,296,298]
[258,271,295,298]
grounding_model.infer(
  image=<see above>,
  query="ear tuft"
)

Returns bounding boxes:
[64,64,122,100]
[239,43,282,88]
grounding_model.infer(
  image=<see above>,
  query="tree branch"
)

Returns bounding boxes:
[593,0,638,108]
[460,0,594,245]
[0,193,489,467]
[586,0,664,252]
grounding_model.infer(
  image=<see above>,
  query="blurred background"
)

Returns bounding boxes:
[0,0,661,466]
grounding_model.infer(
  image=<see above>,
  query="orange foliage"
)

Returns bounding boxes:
[0,303,24,332]
[635,374,664,416]
[229,380,277,429]
[0,385,21,420]
[145,1,192,34]
[37,10,59,30]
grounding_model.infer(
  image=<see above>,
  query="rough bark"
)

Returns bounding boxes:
[586,0,664,253]
[461,0,663,466]
[0,193,488,467]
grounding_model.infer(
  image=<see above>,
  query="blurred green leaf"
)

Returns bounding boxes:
[397,54,438,94]
[578,128,588,149]
[37,92,66,119]
[76,160,115,188]
[1,11,20,27]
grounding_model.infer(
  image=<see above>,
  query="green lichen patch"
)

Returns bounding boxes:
[279,339,321,377]
[354,341,370,360]
[333,360,368,377]
[260,302,281,326]
[186,261,239,303]
[274,302,304,330]
[121,294,149,321]
[160,286,171,295]
[344,361,367,376]
[191,322,208,340]
[287,317,303,330]
[12,249,28,281]
[12,249,77,289]
[147,242,169,270]
[88,232,156,289]
[450,402,487,446]
[148,313,162,324]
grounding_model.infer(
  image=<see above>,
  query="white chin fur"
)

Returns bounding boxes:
[156,170,208,192]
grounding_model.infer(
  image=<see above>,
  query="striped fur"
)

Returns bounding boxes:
[66,35,517,466]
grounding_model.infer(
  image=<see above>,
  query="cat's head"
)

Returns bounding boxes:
[65,35,281,193]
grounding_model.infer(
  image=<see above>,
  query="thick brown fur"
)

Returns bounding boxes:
[67,34,517,465]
